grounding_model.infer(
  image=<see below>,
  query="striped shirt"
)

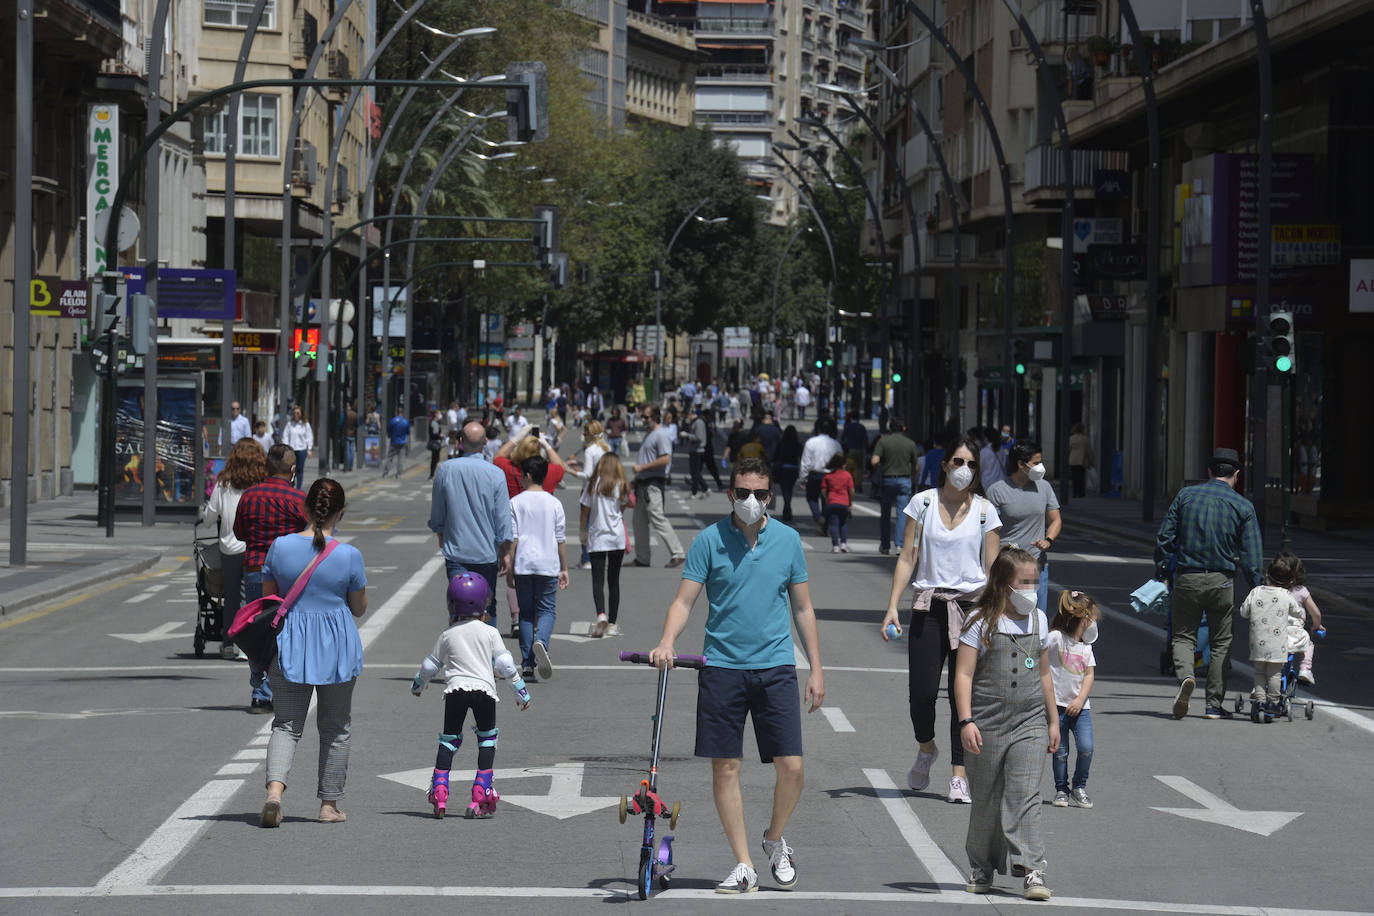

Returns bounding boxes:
[233,477,308,570]
[1154,479,1264,586]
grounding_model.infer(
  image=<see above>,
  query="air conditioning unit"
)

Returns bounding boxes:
[291,141,316,196]
[325,50,350,103]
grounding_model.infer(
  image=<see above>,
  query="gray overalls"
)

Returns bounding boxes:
[965,613,1049,877]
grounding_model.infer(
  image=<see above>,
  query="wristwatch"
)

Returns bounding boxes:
[958,718,976,729]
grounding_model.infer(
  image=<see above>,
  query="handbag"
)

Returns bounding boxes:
[228,539,338,671]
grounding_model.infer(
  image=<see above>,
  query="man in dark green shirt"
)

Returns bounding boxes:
[870,418,921,555]
[1154,447,1264,721]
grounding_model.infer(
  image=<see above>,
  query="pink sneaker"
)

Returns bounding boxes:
[466,784,489,819]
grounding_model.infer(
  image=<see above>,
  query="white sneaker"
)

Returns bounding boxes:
[761,833,797,889]
[591,615,608,638]
[1298,669,1315,686]
[832,545,841,553]
[604,623,621,637]
[946,776,971,804]
[532,641,553,680]
[965,868,993,894]
[839,541,850,553]
[220,643,239,660]
[907,746,939,792]
[1023,869,1051,901]
[715,861,758,894]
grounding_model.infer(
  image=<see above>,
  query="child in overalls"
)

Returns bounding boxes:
[953,546,1060,901]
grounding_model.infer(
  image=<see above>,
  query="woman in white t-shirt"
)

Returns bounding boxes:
[568,421,609,568]
[580,452,630,638]
[881,436,1001,805]
[200,438,267,658]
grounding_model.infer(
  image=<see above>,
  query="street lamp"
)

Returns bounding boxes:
[655,202,727,398]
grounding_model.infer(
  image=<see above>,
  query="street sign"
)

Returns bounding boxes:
[89,335,134,376]
[30,278,90,318]
[723,326,751,347]
[506,349,534,362]
[117,267,236,320]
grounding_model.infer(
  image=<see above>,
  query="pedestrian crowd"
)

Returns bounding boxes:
[198,377,1324,904]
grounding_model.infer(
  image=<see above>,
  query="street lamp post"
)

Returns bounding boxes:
[656,199,726,399]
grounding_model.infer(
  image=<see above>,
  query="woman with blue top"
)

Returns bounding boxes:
[259,478,368,827]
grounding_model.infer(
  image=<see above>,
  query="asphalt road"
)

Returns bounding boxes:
[2,459,1371,915]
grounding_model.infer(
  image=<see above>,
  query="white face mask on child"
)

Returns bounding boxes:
[1009,588,1038,615]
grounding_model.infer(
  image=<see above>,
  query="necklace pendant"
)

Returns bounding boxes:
[1024,657,1036,670]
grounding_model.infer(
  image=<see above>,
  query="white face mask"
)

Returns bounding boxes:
[732,494,765,526]
[1026,462,1046,482]
[949,465,975,491]
[1009,588,1039,614]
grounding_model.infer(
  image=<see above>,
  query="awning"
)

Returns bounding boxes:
[699,43,769,50]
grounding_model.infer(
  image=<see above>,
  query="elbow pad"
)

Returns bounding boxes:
[493,651,519,681]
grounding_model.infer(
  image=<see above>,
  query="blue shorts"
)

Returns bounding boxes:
[695,665,803,763]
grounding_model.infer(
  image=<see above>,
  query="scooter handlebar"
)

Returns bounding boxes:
[619,651,707,669]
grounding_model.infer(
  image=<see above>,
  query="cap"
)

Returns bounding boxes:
[1209,447,1241,466]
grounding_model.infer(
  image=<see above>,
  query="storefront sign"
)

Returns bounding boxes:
[30,278,90,318]
[87,104,119,277]
[205,329,279,353]
[157,345,222,371]
[1351,259,1374,313]
[1071,217,1123,253]
[1087,294,1129,320]
[1271,224,1340,268]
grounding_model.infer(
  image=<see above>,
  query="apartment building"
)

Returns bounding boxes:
[579,0,701,130]
[196,0,370,432]
[3,0,205,504]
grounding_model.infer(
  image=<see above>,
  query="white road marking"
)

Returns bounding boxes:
[568,621,592,636]
[3,884,1372,913]
[109,622,195,644]
[1151,775,1301,837]
[214,763,258,777]
[862,768,966,889]
[233,748,266,761]
[849,502,880,517]
[379,762,619,820]
[123,591,159,604]
[1054,552,1150,564]
[385,534,433,545]
[95,558,446,889]
[794,644,811,669]
[94,780,244,888]
[820,707,855,732]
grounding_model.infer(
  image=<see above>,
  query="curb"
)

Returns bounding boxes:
[0,548,163,619]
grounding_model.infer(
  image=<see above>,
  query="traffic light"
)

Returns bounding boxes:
[506,62,548,143]
[814,343,829,368]
[1012,338,1028,376]
[95,293,120,335]
[533,205,557,271]
[1268,309,1295,374]
[130,293,154,355]
[891,371,903,383]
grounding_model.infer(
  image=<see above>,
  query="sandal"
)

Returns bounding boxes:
[259,800,282,828]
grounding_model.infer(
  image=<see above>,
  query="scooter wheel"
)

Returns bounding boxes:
[669,800,681,831]
[638,847,653,900]
[1286,704,1294,722]
[659,874,672,891]
[1306,701,1315,720]
[618,795,628,825]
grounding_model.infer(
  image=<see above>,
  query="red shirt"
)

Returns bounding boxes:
[495,456,564,499]
[233,476,308,569]
[822,468,854,507]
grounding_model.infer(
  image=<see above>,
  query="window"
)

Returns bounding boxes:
[205,0,276,29]
[201,93,279,158]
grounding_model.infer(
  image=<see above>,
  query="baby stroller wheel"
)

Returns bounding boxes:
[1286,703,1294,722]
[1305,701,1315,720]
[669,801,681,831]
[194,626,206,659]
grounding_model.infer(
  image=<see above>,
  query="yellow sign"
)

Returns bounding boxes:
[1272,224,1340,267]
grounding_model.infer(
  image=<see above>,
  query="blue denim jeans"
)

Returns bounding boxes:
[1052,707,1093,792]
[444,558,500,629]
[515,574,557,669]
[1038,562,1050,616]
[879,476,913,552]
[241,569,272,702]
[344,437,356,471]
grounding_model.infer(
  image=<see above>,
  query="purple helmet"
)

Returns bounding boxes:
[447,572,491,620]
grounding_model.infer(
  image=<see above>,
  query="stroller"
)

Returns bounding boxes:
[192,524,226,658]
[1234,629,1325,722]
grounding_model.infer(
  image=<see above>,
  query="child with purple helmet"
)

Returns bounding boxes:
[410,572,532,818]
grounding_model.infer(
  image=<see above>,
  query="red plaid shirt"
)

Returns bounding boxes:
[233,476,308,569]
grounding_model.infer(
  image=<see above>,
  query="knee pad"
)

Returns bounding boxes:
[475,726,498,748]
[438,732,462,753]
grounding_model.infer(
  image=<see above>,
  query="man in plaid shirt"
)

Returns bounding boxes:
[1155,446,1264,721]
[233,443,307,713]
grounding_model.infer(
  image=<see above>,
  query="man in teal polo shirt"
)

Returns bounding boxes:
[650,456,825,895]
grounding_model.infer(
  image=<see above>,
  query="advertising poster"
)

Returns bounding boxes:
[363,435,381,468]
[115,380,201,505]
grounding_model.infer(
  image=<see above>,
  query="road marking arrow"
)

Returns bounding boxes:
[1151,775,1301,836]
[379,762,619,820]
[110,621,195,644]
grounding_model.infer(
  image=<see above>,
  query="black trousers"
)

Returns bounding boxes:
[589,550,624,622]
[907,596,972,767]
[436,689,497,771]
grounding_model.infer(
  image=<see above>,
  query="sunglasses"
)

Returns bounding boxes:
[731,487,772,502]
[948,457,979,469]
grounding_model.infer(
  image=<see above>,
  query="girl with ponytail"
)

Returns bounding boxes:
[257,478,369,827]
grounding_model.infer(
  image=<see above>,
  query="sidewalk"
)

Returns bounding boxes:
[0,459,414,622]
[1065,491,1373,614]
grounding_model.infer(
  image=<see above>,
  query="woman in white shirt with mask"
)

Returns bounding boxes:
[881,437,1001,805]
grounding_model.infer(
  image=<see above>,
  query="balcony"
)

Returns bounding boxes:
[291,9,317,69]
[326,50,350,103]
[697,66,772,83]
[695,110,771,127]
[291,140,317,198]
[838,6,863,29]
[694,18,773,37]
[1022,143,1128,202]
[835,47,864,70]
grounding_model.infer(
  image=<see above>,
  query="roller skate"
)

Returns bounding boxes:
[427,769,450,819]
[466,783,500,818]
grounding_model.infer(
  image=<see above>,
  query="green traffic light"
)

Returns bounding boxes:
[814,359,823,368]
[891,372,902,383]
[825,358,833,367]
[1015,362,1026,375]
[1275,355,1293,373]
